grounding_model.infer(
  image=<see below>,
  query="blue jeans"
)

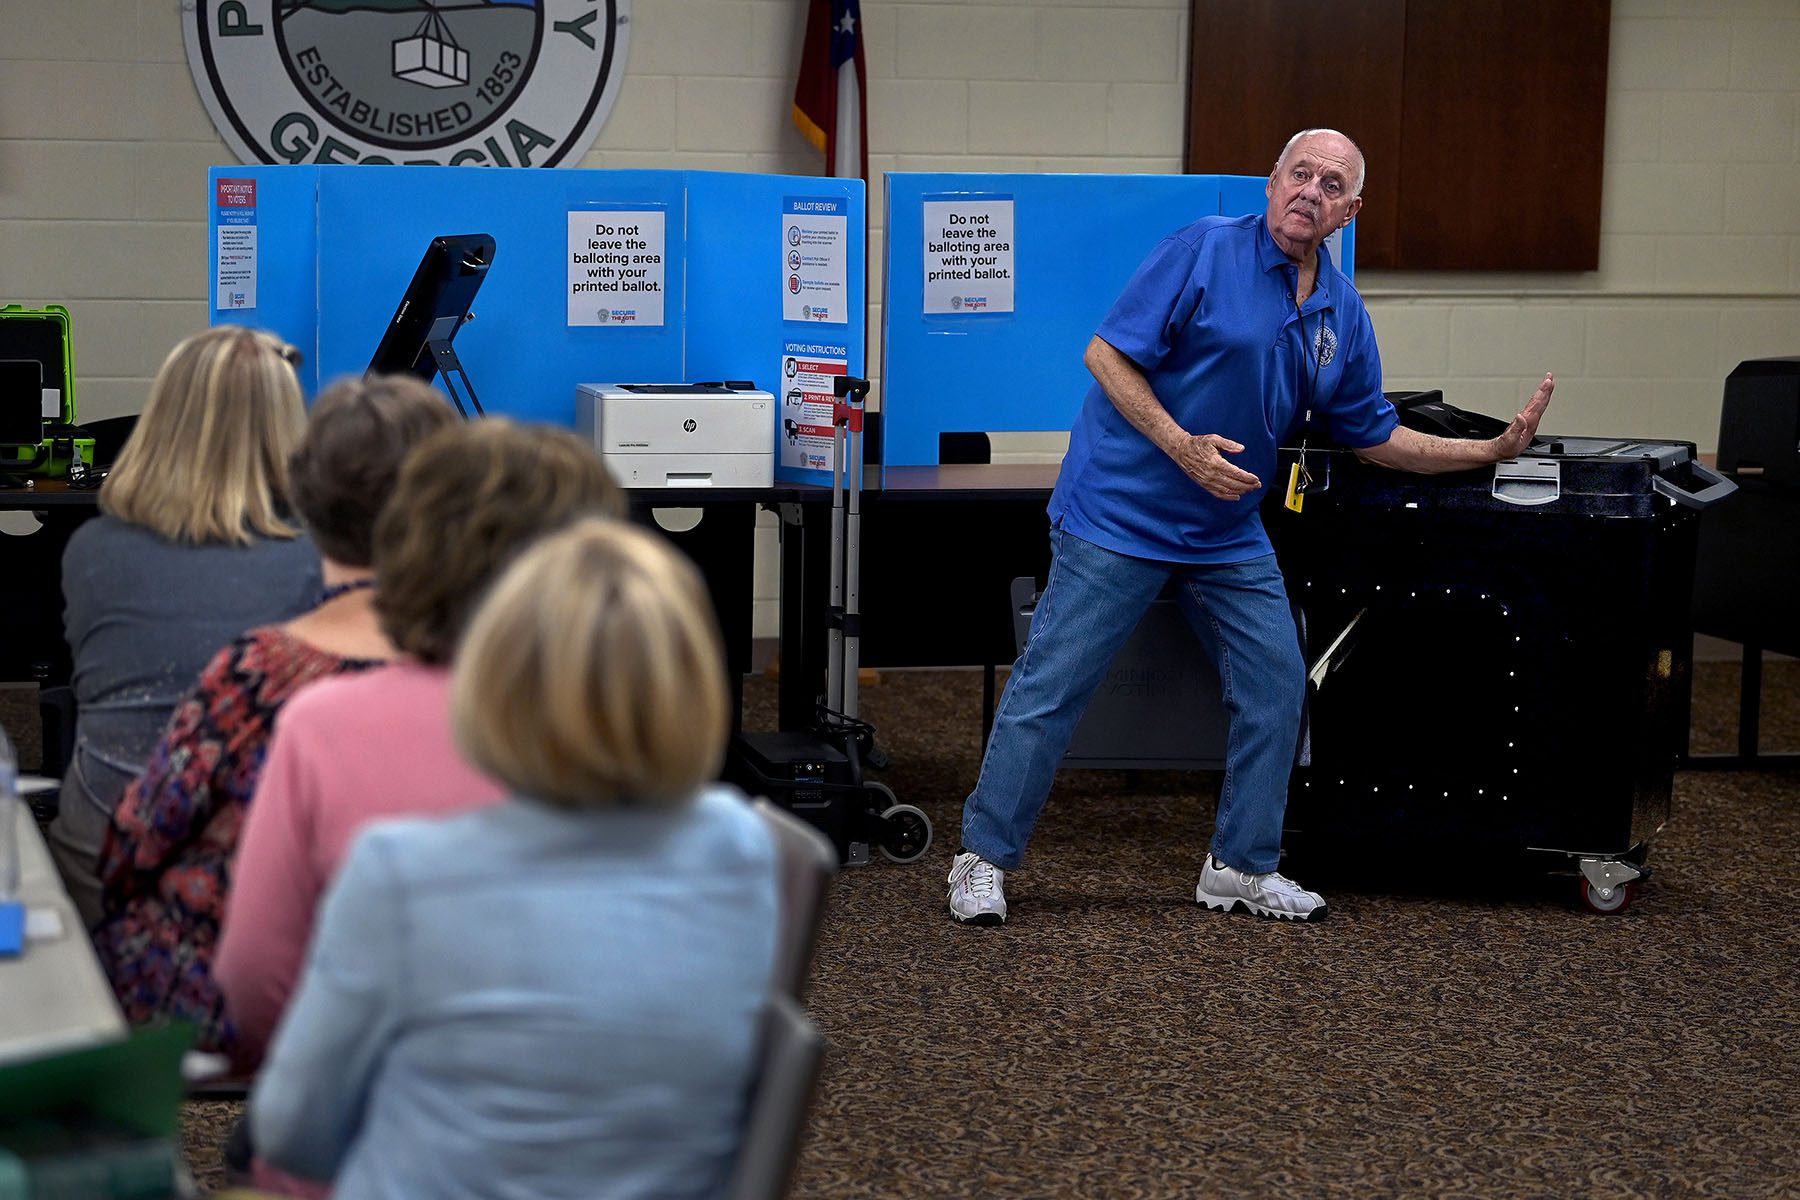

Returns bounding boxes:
[961,527,1305,874]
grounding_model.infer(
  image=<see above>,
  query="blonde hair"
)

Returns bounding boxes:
[101,326,307,545]
[452,519,730,811]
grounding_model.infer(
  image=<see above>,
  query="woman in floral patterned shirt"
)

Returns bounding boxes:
[90,373,456,1053]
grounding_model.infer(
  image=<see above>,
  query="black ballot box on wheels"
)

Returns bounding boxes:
[1266,434,1735,910]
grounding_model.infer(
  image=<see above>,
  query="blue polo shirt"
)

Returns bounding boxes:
[1049,213,1397,564]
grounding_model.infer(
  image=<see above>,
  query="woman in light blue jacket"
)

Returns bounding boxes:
[249,518,780,1199]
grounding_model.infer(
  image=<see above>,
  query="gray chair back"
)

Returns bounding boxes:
[752,799,837,1000]
[726,993,826,1200]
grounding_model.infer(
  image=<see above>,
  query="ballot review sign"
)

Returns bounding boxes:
[781,197,849,324]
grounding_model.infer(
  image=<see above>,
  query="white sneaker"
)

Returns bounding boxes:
[1196,855,1328,922]
[947,852,1008,926]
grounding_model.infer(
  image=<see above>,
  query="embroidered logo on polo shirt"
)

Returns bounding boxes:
[183,1,632,167]
[1314,323,1337,368]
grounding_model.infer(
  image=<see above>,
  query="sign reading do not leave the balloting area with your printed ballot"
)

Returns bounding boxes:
[568,210,666,326]
[923,195,1014,315]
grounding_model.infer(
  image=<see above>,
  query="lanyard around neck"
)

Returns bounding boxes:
[1292,285,1325,497]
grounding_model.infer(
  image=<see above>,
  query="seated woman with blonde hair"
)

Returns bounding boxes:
[49,326,322,927]
[219,418,625,1068]
[90,374,456,1054]
[250,519,780,1199]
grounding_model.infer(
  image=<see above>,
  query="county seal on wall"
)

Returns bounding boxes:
[184,0,631,166]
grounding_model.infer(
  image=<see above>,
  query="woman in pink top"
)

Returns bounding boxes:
[91,372,457,1054]
[218,418,626,1068]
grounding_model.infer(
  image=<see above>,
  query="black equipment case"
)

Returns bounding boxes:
[1268,430,1735,911]
[1692,358,1800,659]
[1688,358,1800,766]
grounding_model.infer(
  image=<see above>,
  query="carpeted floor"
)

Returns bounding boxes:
[182,660,1799,1198]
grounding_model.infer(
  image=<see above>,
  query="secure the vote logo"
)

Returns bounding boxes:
[184,1,632,167]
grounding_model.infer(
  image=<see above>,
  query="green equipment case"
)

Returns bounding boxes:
[0,305,94,477]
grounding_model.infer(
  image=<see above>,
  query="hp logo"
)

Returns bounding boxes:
[683,419,698,433]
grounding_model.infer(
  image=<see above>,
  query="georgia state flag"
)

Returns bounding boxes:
[792,0,867,180]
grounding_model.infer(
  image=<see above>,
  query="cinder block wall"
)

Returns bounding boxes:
[4,0,1795,641]
[1368,3,1800,446]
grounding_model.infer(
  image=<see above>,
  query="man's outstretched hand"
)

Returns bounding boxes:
[1493,373,1555,461]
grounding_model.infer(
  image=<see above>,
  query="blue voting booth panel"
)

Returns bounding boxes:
[880,173,1354,469]
[318,167,686,425]
[209,168,324,397]
[207,166,864,482]
[685,172,866,397]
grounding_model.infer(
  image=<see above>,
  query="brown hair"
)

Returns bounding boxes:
[101,326,306,544]
[452,518,729,809]
[286,374,458,567]
[372,418,626,665]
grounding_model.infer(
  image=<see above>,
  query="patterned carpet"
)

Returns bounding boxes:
[182,660,1800,1198]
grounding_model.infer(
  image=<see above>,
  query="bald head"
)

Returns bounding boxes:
[1275,129,1365,197]
[1264,129,1366,264]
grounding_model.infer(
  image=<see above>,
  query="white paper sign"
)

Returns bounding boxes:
[216,224,257,311]
[779,341,847,473]
[215,177,258,311]
[922,196,1014,315]
[568,210,666,327]
[781,197,849,324]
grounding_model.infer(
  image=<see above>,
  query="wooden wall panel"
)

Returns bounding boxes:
[1186,0,1610,271]
[1186,1,1406,267]
[1395,0,1610,269]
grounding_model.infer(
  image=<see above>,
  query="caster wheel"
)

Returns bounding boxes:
[1579,877,1635,915]
[875,797,932,864]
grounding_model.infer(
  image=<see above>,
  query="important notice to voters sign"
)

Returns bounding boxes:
[781,197,848,324]
[215,178,259,310]
[922,195,1013,315]
[568,210,665,327]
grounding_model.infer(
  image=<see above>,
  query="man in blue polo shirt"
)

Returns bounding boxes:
[948,129,1554,927]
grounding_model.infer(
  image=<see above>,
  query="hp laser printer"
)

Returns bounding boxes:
[575,383,774,488]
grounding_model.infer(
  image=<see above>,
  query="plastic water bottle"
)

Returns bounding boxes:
[0,726,19,902]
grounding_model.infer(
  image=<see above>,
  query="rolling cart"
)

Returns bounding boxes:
[727,377,933,867]
[1271,415,1735,914]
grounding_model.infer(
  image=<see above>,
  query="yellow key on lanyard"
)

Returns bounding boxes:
[1284,450,1313,513]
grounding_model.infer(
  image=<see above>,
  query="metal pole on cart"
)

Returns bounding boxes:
[842,381,865,720]
[825,376,869,719]
[823,376,934,865]
[825,398,846,715]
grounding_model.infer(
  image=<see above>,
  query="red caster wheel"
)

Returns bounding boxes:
[1578,876,1635,915]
